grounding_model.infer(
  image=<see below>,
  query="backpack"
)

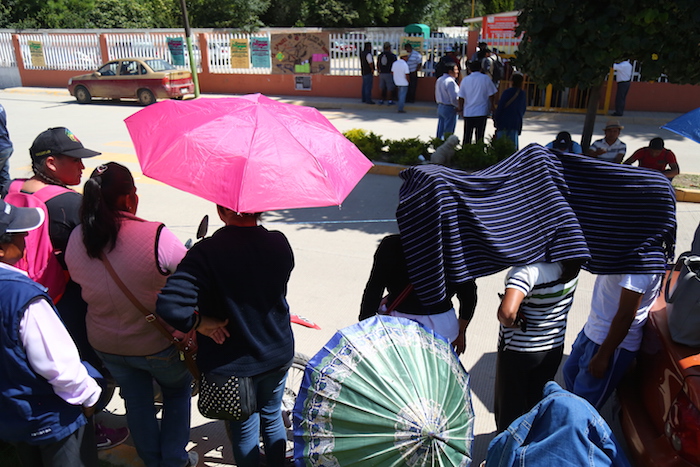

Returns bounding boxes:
[491,57,504,82]
[666,253,700,347]
[5,179,70,302]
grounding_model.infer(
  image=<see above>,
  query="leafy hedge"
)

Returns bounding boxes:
[343,129,516,171]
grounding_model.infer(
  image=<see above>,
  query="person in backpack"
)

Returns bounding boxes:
[493,72,527,150]
[0,199,102,467]
[65,162,199,467]
[6,127,129,450]
[483,48,504,86]
[376,42,397,105]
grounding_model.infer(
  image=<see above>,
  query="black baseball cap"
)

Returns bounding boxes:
[0,200,44,236]
[30,127,101,159]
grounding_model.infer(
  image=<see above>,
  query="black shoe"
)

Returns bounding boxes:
[611,112,623,116]
[366,101,376,105]
[398,110,406,113]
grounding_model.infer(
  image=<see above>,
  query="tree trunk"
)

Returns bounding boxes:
[580,85,601,153]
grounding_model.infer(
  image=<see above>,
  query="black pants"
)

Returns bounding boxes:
[15,420,97,467]
[463,116,488,145]
[615,80,631,115]
[407,71,418,103]
[494,345,564,432]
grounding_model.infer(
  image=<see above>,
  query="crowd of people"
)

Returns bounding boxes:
[0,128,292,467]
[0,48,685,466]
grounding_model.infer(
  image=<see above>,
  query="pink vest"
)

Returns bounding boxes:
[65,215,172,356]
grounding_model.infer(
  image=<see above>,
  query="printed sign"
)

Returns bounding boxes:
[28,41,46,68]
[483,15,519,38]
[167,37,185,66]
[250,37,270,68]
[400,36,424,53]
[230,38,250,68]
[270,33,330,74]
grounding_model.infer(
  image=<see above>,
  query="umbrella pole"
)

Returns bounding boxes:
[179,0,200,98]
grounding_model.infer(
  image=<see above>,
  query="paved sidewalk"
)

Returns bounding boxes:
[2,87,697,467]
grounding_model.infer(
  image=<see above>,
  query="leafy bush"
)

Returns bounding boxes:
[488,135,517,164]
[343,129,384,160]
[385,138,430,166]
[343,128,516,170]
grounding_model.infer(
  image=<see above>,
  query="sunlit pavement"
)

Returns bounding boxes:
[2,87,698,466]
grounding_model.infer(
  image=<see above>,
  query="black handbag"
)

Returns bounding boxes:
[198,365,256,421]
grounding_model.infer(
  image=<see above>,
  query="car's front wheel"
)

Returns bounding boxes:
[137,89,156,106]
[74,86,91,104]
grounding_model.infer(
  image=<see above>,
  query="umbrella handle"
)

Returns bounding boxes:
[385,284,414,314]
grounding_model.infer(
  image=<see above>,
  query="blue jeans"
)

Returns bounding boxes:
[0,146,12,195]
[436,104,458,139]
[495,129,519,150]
[361,74,373,103]
[227,365,288,467]
[397,86,408,111]
[562,332,636,410]
[97,346,192,467]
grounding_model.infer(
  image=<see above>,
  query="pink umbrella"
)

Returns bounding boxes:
[124,94,373,213]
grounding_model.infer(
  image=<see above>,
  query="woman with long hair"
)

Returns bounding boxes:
[65,162,197,467]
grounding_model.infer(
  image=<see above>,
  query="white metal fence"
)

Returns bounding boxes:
[0,29,474,76]
[16,33,101,70]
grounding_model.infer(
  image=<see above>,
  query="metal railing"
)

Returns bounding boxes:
[15,33,101,70]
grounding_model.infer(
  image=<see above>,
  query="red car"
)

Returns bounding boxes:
[68,57,194,105]
[619,269,700,467]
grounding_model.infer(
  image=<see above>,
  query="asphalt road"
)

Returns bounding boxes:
[2,88,700,466]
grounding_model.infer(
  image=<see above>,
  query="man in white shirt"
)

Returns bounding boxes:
[457,61,498,144]
[392,54,410,114]
[612,59,633,116]
[563,273,662,409]
[0,199,101,466]
[587,120,627,163]
[404,43,422,103]
[435,62,460,139]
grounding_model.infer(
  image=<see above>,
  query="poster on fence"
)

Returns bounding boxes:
[230,38,250,68]
[270,33,330,74]
[250,37,270,68]
[400,36,424,54]
[28,41,46,68]
[166,37,185,66]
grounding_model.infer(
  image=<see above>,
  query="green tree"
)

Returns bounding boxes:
[187,0,270,28]
[86,0,155,28]
[515,0,700,150]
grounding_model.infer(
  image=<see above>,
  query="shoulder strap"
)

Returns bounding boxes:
[502,89,522,109]
[8,179,26,194]
[32,185,72,203]
[99,251,177,345]
[385,284,414,314]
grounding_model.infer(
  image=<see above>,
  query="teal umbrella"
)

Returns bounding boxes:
[293,316,474,466]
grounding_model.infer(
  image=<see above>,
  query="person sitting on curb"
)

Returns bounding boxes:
[0,199,102,467]
[623,137,680,180]
[587,120,626,163]
[545,131,583,154]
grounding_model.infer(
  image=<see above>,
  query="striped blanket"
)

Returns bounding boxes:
[396,144,676,306]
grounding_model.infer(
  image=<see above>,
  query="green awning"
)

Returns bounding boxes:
[404,23,430,38]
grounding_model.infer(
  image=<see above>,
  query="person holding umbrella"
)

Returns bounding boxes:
[156,205,295,467]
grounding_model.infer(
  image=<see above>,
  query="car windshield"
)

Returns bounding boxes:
[145,59,176,72]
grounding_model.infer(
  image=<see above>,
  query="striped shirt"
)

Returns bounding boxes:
[499,263,578,352]
[396,144,676,306]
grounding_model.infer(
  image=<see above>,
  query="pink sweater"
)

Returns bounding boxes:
[65,214,185,356]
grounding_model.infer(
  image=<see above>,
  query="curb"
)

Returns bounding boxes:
[675,187,700,203]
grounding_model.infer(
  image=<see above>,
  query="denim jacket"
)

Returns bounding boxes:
[486,382,630,467]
